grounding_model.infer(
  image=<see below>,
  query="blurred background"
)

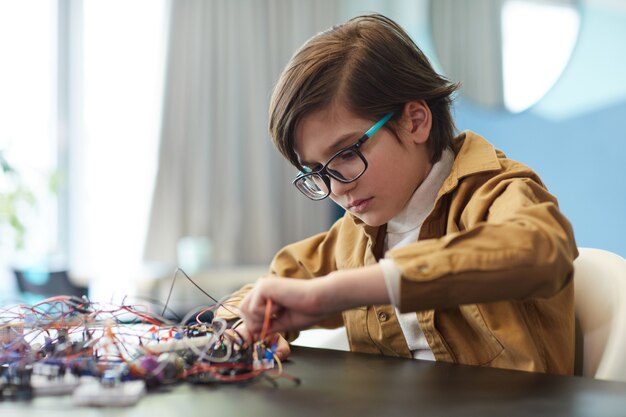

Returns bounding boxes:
[0,0,624,310]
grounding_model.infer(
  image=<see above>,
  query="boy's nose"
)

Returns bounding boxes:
[329,177,357,196]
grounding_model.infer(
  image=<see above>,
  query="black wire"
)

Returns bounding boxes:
[118,294,181,324]
[161,268,238,318]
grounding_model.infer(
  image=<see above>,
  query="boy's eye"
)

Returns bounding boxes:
[337,149,358,161]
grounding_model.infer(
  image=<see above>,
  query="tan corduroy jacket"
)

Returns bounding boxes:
[223,131,578,375]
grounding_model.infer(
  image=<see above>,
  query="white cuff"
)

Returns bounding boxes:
[380,258,402,307]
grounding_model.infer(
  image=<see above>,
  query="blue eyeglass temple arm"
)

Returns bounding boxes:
[364,112,394,138]
[298,112,394,175]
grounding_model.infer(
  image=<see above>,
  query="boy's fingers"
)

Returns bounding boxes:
[275,336,291,360]
[268,333,290,360]
[226,328,250,346]
[267,313,297,334]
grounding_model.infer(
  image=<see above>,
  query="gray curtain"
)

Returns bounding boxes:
[431,0,505,108]
[144,1,338,267]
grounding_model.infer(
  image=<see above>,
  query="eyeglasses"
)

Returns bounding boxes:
[293,112,394,201]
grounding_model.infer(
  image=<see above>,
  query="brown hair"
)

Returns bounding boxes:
[269,13,458,169]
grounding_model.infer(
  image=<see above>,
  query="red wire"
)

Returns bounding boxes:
[121,306,162,326]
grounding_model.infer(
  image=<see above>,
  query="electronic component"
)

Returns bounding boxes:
[30,363,82,396]
[145,333,214,353]
[0,366,33,400]
[72,380,146,407]
[31,373,83,396]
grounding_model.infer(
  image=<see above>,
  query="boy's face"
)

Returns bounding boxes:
[294,103,433,227]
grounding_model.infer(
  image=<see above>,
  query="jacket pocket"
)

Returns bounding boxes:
[436,304,505,366]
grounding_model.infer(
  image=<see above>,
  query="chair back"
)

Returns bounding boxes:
[13,268,88,301]
[574,247,626,381]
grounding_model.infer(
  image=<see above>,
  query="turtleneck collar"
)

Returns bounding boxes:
[387,148,455,234]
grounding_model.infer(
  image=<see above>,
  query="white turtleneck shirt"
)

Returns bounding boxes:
[379,147,454,360]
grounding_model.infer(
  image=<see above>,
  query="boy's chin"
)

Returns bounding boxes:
[353,212,389,228]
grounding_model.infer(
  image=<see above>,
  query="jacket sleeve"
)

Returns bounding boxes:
[387,165,578,313]
[215,220,345,331]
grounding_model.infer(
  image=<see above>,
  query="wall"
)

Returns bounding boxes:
[453,1,626,257]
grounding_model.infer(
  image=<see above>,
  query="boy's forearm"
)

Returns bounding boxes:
[316,265,390,313]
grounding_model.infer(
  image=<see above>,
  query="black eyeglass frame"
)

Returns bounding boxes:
[292,112,394,201]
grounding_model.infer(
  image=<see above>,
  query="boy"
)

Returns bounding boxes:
[225,14,577,374]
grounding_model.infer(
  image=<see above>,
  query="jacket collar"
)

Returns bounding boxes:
[439,130,501,196]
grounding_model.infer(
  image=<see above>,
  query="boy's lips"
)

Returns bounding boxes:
[347,197,373,214]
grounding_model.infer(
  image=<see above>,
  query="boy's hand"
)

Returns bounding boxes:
[239,266,389,335]
[229,322,291,360]
[269,333,291,360]
[239,276,329,335]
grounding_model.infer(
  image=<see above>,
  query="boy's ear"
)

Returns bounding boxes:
[402,100,432,145]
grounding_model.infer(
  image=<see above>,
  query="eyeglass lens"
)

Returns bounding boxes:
[326,148,366,181]
[297,175,329,199]
[296,148,366,199]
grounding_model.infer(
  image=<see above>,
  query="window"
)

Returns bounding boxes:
[501,0,580,113]
[0,1,167,299]
[71,0,167,299]
[0,1,58,261]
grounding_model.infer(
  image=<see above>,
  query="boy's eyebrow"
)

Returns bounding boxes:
[299,132,361,166]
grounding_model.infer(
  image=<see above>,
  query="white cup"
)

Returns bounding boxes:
[176,236,212,275]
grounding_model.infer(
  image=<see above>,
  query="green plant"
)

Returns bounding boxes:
[0,151,37,251]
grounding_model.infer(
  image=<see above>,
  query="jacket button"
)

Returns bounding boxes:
[378,312,388,322]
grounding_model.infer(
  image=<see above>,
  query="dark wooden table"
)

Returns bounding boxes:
[2,346,626,416]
